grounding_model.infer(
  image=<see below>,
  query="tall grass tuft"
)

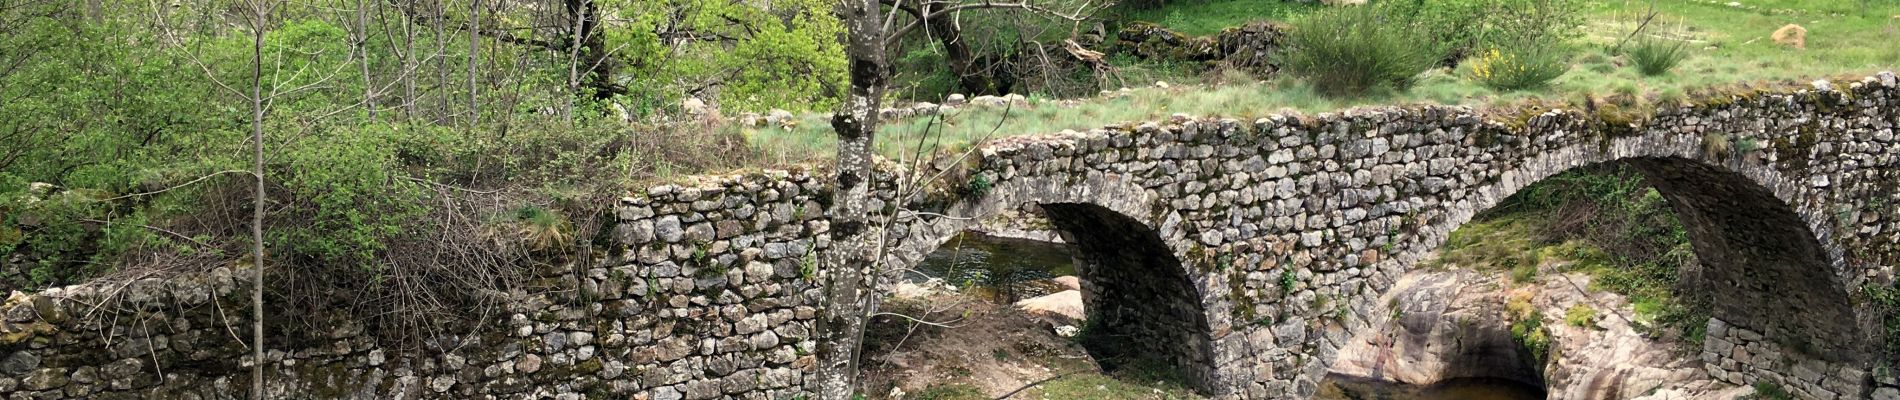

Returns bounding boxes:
[1628,37,1690,76]
[1284,6,1438,97]
[1468,38,1571,91]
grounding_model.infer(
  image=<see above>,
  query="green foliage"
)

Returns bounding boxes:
[605,0,847,112]
[274,125,426,269]
[1628,37,1691,76]
[1484,166,1711,344]
[1861,284,1900,366]
[1507,296,1553,363]
[1512,314,1552,363]
[1565,304,1599,328]
[1509,256,1541,283]
[800,249,818,280]
[1381,0,1585,64]
[1113,0,1320,35]
[891,46,963,101]
[1278,269,1297,295]
[509,205,573,252]
[1748,381,1796,400]
[1033,359,1200,399]
[1467,37,1571,91]
[1284,6,1438,97]
[963,174,994,199]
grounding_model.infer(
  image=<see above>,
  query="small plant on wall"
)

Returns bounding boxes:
[962,173,993,199]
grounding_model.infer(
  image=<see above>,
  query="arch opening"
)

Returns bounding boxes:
[858,202,1216,397]
[1325,155,1865,399]
[1619,157,1862,362]
[1040,202,1217,392]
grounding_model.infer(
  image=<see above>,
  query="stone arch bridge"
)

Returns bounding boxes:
[837,72,1900,399]
[0,73,1895,399]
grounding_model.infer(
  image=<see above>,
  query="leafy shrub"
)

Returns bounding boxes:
[963,174,993,199]
[1628,37,1690,76]
[1468,39,1570,91]
[1382,0,1584,65]
[1284,6,1438,97]
[1380,0,1492,63]
[1511,309,1552,363]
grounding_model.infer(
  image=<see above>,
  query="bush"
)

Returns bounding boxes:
[1628,37,1690,76]
[1382,0,1584,65]
[1468,38,1570,91]
[1284,6,1438,97]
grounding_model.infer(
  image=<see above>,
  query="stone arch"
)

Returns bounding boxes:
[886,173,1224,393]
[1042,202,1218,389]
[1428,132,1873,367]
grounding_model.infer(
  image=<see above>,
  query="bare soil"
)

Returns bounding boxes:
[859,291,1097,398]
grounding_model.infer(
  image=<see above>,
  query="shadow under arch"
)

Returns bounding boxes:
[1461,155,1867,364]
[1616,156,1864,362]
[1038,202,1220,393]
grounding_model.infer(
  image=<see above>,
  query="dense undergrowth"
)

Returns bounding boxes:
[0,1,774,345]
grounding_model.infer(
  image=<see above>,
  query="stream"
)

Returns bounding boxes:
[910,231,1076,303]
[1317,374,1547,400]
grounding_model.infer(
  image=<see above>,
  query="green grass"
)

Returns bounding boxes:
[1113,0,1319,35]
[1565,304,1600,328]
[1037,372,1201,399]
[1747,381,1797,400]
[1431,213,1549,272]
[736,0,1899,169]
[912,384,988,400]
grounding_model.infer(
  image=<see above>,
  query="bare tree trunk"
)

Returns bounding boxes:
[566,0,586,118]
[434,0,448,123]
[814,0,889,397]
[401,0,418,119]
[918,7,1004,95]
[355,0,377,119]
[562,0,619,100]
[247,2,269,398]
[466,0,481,128]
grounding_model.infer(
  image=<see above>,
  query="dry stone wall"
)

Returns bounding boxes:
[0,72,1896,399]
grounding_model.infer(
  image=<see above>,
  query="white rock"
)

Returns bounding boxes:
[682,97,709,115]
[764,109,794,125]
[1014,290,1085,322]
[1055,325,1081,337]
[1050,276,1082,291]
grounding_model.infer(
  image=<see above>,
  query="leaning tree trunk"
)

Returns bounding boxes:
[563,0,621,100]
[925,14,1007,95]
[813,0,888,396]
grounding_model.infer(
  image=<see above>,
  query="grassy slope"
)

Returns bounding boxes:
[734,0,1899,167]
